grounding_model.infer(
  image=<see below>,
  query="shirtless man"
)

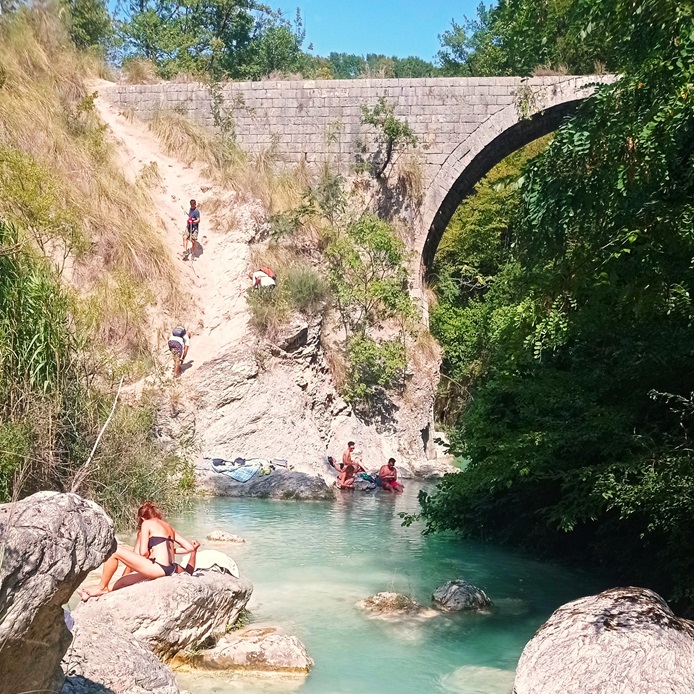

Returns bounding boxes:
[379,457,404,493]
[337,441,356,489]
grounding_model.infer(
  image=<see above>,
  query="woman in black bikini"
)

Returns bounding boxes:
[78,501,199,601]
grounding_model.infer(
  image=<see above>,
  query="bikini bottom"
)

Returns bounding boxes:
[152,559,177,576]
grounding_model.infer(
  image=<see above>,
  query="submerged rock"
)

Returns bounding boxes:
[62,613,180,694]
[184,626,313,675]
[358,592,422,615]
[514,586,694,694]
[206,530,246,543]
[0,492,114,694]
[441,665,515,694]
[202,467,335,501]
[432,580,493,612]
[73,571,253,661]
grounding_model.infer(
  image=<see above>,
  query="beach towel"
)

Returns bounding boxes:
[225,461,261,483]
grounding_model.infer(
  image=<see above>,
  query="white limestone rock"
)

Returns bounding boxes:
[206,530,246,543]
[513,586,694,694]
[0,492,114,694]
[73,571,253,661]
[187,626,313,675]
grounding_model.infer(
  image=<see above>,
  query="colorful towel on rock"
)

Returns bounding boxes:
[225,462,261,483]
[209,457,265,482]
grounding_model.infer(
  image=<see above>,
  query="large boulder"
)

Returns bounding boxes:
[62,612,180,694]
[432,580,493,612]
[0,492,114,694]
[202,467,335,501]
[514,586,694,694]
[73,571,253,660]
[183,626,313,675]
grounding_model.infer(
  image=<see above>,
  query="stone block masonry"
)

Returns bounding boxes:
[100,75,613,276]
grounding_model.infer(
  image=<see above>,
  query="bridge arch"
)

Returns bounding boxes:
[417,76,609,274]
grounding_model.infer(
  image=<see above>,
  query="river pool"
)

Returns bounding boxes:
[171,484,605,694]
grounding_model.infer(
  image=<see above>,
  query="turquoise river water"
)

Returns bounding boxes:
[171,484,606,694]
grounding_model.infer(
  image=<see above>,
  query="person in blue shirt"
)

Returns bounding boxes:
[183,199,200,259]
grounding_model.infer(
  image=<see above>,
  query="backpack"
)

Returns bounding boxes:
[259,266,276,281]
[172,326,186,338]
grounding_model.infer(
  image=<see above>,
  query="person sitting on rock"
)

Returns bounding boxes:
[77,501,200,601]
[337,441,356,489]
[379,458,404,493]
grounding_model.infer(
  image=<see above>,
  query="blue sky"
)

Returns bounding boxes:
[276,0,482,62]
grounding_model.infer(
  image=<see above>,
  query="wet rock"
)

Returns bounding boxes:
[202,467,335,501]
[184,627,313,675]
[206,530,246,543]
[73,571,252,661]
[0,492,114,694]
[62,613,180,694]
[432,580,493,612]
[357,592,422,615]
[514,587,694,694]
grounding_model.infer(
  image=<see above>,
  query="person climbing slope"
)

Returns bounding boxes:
[183,199,200,260]
[248,266,276,289]
[168,326,190,378]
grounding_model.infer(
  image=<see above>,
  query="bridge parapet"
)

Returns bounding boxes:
[101,75,613,271]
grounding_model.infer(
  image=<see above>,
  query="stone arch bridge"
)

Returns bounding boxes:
[102,75,610,277]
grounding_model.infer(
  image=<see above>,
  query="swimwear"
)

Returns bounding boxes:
[151,559,177,576]
[148,535,174,549]
[148,535,176,576]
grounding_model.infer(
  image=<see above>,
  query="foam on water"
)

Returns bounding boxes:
[169,484,606,693]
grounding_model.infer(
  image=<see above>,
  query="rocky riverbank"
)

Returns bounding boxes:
[0,492,315,694]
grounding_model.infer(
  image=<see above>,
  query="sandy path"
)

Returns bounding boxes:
[92,81,255,375]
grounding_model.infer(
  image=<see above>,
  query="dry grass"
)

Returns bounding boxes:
[121,57,158,84]
[532,63,569,76]
[394,152,424,207]
[246,242,329,338]
[0,8,180,357]
[149,109,310,214]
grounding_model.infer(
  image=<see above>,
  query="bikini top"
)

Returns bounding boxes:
[148,535,174,550]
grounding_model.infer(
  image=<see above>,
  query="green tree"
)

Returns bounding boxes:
[328,52,366,78]
[359,97,417,178]
[325,214,416,404]
[423,0,694,608]
[438,0,614,76]
[393,56,437,78]
[62,0,112,50]
[120,0,313,80]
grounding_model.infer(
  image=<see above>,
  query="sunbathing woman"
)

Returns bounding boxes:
[78,501,199,601]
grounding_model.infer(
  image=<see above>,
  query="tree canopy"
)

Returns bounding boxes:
[424,0,694,610]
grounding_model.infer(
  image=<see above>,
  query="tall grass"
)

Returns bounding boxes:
[149,109,309,214]
[0,8,181,354]
[0,8,194,522]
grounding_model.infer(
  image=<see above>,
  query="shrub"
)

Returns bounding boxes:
[344,333,407,403]
[283,265,328,316]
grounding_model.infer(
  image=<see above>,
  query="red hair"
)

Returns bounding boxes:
[137,501,162,529]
